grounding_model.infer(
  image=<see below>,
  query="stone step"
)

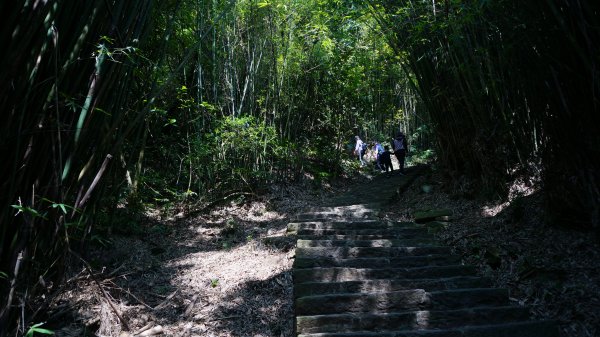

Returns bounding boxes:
[301,204,381,213]
[321,199,385,207]
[289,170,560,337]
[288,221,419,232]
[294,277,493,298]
[295,246,452,259]
[295,209,379,220]
[296,238,438,248]
[293,254,460,269]
[297,234,433,241]
[297,320,559,337]
[295,227,430,237]
[293,265,476,284]
[295,288,509,316]
[296,305,531,334]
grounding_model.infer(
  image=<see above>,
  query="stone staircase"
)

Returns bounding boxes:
[288,169,559,337]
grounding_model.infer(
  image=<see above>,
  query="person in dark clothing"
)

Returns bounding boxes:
[392,132,408,174]
[380,145,393,173]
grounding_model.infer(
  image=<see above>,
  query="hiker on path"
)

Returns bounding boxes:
[392,131,408,174]
[375,141,385,171]
[380,145,393,173]
[354,136,366,166]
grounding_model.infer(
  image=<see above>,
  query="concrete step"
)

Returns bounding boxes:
[293,265,476,284]
[296,305,531,334]
[295,204,381,221]
[290,169,559,337]
[297,320,559,337]
[295,246,452,259]
[288,221,419,232]
[296,238,438,248]
[295,227,430,237]
[295,288,509,316]
[294,277,493,298]
[296,233,434,241]
[293,255,461,269]
[295,210,379,221]
[301,204,381,213]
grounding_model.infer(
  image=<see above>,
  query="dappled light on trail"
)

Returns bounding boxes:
[293,166,560,336]
[46,187,311,336]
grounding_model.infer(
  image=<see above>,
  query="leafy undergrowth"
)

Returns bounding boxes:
[43,167,598,337]
[385,172,600,337]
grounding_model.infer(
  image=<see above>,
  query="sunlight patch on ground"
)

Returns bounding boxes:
[207,201,287,224]
[162,240,293,336]
[169,242,292,294]
[481,178,538,217]
[481,202,510,217]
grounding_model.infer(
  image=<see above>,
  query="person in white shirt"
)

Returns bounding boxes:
[354,136,366,167]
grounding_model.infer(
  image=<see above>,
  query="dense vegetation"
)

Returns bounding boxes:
[374,0,600,230]
[1,0,598,335]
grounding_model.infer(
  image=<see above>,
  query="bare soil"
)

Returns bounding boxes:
[47,168,599,337]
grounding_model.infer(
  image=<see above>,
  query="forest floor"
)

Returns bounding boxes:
[48,165,599,337]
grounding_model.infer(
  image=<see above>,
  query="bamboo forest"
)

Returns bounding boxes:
[1,0,599,336]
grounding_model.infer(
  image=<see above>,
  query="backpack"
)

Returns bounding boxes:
[361,142,368,153]
[394,136,405,151]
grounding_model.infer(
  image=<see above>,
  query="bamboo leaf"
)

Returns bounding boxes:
[26,323,55,336]
[11,205,48,220]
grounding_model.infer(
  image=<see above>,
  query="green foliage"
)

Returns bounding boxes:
[210,278,220,288]
[41,199,77,215]
[1,0,156,332]
[136,0,426,206]
[375,0,600,229]
[190,115,286,193]
[25,323,54,337]
[10,205,47,220]
[408,149,435,166]
[0,0,429,333]
[221,218,239,237]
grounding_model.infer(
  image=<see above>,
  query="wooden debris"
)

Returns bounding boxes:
[153,290,178,310]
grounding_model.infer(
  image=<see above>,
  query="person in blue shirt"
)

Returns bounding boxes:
[375,141,385,171]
